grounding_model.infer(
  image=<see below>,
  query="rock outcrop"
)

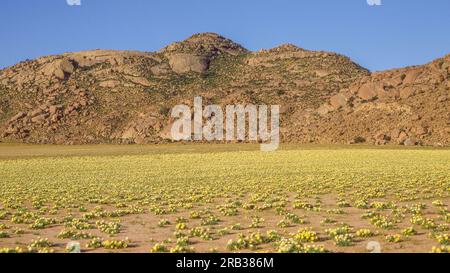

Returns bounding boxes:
[167,53,210,74]
[315,54,450,146]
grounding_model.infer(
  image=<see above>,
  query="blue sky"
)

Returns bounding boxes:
[1,0,449,71]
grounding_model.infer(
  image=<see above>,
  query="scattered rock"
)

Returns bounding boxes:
[375,132,390,145]
[121,127,137,139]
[9,112,26,122]
[124,76,152,87]
[315,70,330,78]
[329,94,348,109]
[317,104,335,116]
[397,131,408,144]
[416,126,428,136]
[411,114,421,121]
[49,105,61,115]
[42,59,74,80]
[31,114,47,124]
[384,75,404,87]
[437,95,447,102]
[400,87,415,99]
[29,108,44,118]
[357,83,383,101]
[403,68,422,84]
[390,129,401,139]
[99,80,121,88]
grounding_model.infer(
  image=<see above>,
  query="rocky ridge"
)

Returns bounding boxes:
[0,33,448,146]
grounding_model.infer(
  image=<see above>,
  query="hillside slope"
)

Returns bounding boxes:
[0,33,448,145]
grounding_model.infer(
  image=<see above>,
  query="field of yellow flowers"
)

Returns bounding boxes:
[0,144,448,253]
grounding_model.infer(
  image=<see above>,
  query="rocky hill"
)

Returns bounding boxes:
[0,33,448,146]
[309,56,450,146]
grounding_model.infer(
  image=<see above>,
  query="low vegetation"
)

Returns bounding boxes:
[0,144,448,253]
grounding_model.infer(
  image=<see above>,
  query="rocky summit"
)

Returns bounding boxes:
[0,33,448,146]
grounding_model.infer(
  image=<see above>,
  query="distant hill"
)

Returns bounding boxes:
[0,33,448,146]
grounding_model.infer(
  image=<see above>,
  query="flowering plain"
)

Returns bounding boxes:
[0,144,449,253]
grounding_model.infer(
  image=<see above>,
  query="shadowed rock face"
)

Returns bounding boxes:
[0,33,448,146]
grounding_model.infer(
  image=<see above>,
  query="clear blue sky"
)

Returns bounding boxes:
[1,0,449,71]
